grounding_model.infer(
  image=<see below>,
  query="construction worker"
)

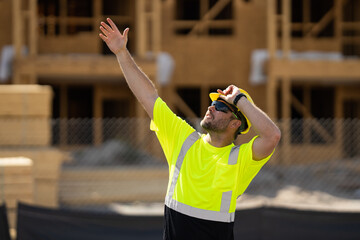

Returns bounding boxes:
[99,18,281,240]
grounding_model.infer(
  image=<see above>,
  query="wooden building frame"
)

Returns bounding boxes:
[267,0,360,162]
[7,0,360,155]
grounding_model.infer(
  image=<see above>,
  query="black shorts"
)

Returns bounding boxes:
[163,205,234,240]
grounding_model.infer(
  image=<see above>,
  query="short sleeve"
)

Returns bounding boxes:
[236,136,274,196]
[150,97,194,165]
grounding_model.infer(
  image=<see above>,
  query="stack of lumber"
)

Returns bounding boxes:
[0,84,65,208]
[0,85,52,146]
[0,157,33,229]
[0,149,64,208]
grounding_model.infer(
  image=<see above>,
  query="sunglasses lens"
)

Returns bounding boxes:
[211,101,229,113]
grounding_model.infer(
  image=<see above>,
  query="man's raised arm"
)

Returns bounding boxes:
[99,18,159,119]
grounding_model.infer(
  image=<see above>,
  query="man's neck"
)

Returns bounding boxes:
[204,133,234,148]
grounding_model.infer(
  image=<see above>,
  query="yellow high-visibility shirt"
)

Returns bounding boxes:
[150,97,272,222]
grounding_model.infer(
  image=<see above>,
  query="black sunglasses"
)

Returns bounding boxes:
[211,101,239,119]
[211,101,230,113]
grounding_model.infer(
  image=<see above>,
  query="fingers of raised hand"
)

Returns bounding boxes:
[99,27,109,40]
[225,85,236,94]
[101,21,113,33]
[106,18,119,32]
[99,32,107,42]
[217,89,225,95]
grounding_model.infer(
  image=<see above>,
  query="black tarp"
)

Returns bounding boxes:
[234,207,360,240]
[17,203,163,240]
[16,203,360,240]
[0,204,11,240]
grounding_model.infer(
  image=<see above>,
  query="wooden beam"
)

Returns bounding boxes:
[189,0,231,35]
[93,86,102,119]
[43,16,98,25]
[47,1,57,36]
[29,0,38,56]
[93,86,103,146]
[59,85,68,146]
[93,0,103,54]
[201,85,209,118]
[291,94,333,142]
[335,87,344,118]
[334,87,344,158]
[305,0,348,37]
[271,59,360,79]
[12,0,23,58]
[173,20,233,29]
[59,0,67,35]
[136,0,146,57]
[267,0,279,122]
[200,0,209,19]
[199,0,209,34]
[17,55,156,79]
[163,0,174,42]
[291,94,310,118]
[335,0,343,44]
[282,0,291,59]
[281,76,291,160]
[302,0,311,36]
[342,36,360,44]
[173,92,197,118]
[341,87,360,100]
[306,8,334,37]
[303,85,311,143]
[266,72,277,119]
[93,0,102,29]
[103,15,132,23]
[267,0,276,59]
[60,85,68,119]
[98,85,132,100]
[291,38,341,52]
[303,85,311,117]
[152,0,161,53]
[342,22,360,31]
[282,77,291,119]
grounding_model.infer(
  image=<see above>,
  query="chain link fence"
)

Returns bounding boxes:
[1,118,360,212]
[55,118,360,210]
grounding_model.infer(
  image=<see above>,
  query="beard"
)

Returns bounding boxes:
[200,115,231,133]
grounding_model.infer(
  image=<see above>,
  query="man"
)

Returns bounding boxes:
[99,18,281,240]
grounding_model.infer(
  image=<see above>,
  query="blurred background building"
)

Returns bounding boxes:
[0,0,360,236]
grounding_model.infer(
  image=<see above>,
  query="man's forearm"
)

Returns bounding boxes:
[236,97,281,159]
[237,97,279,139]
[116,50,159,119]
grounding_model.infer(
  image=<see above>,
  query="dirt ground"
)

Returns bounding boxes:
[237,186,360,212]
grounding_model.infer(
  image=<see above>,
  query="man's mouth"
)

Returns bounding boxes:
[205,112,213,119]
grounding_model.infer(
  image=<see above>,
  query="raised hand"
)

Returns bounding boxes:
[217,85,240,105]
[99,18,129,55]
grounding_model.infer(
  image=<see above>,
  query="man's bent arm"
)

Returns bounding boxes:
[99,18,158,119]
[219,85,281,160]
[236,96,281,160]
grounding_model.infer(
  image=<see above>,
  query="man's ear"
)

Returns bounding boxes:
[230,119,242,130]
